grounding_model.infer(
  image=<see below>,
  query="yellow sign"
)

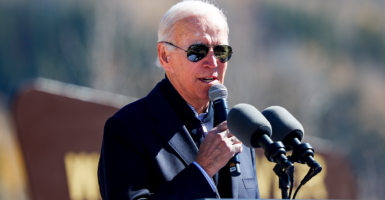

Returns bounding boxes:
[64,152,101,200]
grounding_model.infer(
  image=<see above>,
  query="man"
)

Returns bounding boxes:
[98,0,260,199]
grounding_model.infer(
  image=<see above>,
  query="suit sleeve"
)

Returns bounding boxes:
[97,117,218,200]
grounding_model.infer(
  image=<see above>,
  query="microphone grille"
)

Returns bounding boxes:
[208,84,228,101]
[262,106,304,144]
[228,103,272,148]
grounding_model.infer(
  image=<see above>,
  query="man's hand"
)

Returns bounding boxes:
[194,121,243,177]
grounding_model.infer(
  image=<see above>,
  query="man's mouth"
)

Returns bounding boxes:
[199,77,216,83]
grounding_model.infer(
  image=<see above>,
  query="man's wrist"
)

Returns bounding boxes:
[194,158,217,177]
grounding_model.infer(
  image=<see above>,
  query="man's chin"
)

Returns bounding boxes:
[197,94,210,102]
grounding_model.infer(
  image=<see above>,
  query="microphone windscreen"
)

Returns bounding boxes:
[262,106,304,146]
[209,84,228,101]
[228,103,272,148]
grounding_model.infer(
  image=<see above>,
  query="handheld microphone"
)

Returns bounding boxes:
[208,84,240,176]
[262,106,322,172]
[227,103,294,172]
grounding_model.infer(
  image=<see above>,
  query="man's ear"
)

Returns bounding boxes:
[158,43,174,73]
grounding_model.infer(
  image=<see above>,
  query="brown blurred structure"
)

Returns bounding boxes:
[12,78,136,200]
[12,78,357,200]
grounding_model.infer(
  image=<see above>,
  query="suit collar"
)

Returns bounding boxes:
[160,76,213,129]
[146,82,198,166]
[159,76,214,147]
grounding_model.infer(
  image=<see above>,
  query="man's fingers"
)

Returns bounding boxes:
[215,121,228,132]
[229,135,241,144]
[218,128,230,138]
[233,143,243,154]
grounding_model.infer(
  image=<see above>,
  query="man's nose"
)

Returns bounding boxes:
[203,49,217,68]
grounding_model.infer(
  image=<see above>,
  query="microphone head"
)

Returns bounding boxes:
[262,106,304,150]
[227,103,272,148]
[209,84,228,101]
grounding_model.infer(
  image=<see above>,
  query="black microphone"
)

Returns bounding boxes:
[208,84,240,176]
[262,106,322,172]
[227,103,294,172]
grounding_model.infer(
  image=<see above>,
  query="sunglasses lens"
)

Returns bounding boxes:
[187,45,209,62]
[186,44,233,63]
[214,45,232,63]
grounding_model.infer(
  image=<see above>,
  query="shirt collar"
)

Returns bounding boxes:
[187,102,211,122]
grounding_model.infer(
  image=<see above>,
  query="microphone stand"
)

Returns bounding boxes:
[289,142,322,183]
[292,165,322,198]
[273,162,294,199]
[289,154,322,199]
[260,140,294,199]
[280,142,323,199]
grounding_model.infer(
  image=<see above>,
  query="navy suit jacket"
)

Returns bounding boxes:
[98,81,260,199]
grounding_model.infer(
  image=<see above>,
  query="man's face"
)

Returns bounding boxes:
[167,14,229,105]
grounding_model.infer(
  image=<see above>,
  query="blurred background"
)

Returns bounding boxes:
[1,0,385,199]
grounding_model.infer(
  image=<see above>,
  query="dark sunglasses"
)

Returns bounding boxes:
[161,41,233,63]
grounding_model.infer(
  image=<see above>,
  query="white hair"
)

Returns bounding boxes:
[155,0,229,68]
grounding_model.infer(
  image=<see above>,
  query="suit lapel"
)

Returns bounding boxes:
[146,84,198,166]
[154,118,199,165]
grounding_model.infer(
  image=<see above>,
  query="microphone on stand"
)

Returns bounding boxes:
[227,103,294,173]
[262,106,322,199]
[208,84,240,176]
[262,106,322,172]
